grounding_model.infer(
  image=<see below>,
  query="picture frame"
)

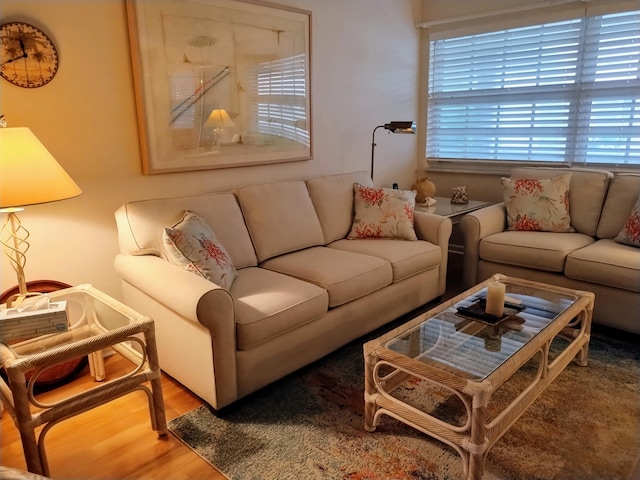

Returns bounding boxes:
[126,0,312,174]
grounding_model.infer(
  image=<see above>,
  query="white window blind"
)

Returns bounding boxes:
[250,53,310,146]
[427,10,640,167]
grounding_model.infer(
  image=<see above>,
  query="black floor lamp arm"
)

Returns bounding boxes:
[371,125,385,181]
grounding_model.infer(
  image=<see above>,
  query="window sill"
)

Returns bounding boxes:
[424,159,639,175]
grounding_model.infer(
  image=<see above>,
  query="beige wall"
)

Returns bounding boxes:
[0,0,421,300]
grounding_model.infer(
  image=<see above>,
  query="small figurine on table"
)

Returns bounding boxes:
[451,185,469,204]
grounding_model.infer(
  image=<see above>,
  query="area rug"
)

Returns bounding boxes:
[168,325,640,480]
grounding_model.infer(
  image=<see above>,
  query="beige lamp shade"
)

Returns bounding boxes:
[205,109,234,129]
[0,127,82,209]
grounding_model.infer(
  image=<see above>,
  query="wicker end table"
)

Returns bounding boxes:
[364,274,594,480]
[0,284,167,477]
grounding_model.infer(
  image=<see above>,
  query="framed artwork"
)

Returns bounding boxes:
[126,0,312,174]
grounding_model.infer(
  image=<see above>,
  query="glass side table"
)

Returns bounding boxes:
[415,196,493,224]
[416,197,494,255]
[0,284,167,477]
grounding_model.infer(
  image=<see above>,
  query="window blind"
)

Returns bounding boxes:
[427,10,640,167]
[250,53,310,146]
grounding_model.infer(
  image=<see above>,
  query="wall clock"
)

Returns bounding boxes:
[0,21,59,88]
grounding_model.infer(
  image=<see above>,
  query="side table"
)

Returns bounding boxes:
[416,197,493,254]
[0,284,167,477]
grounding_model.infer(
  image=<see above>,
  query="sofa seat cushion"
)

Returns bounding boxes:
[565,239,640,293]
[231,267,329,351]
[328,239,440,282]
[480,231,595,272]
[260,246,392,308]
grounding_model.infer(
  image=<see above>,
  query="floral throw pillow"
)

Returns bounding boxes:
[615,195,640,247]
[502,174,574,232]
[163,210,237,289]
[347,183,418,240]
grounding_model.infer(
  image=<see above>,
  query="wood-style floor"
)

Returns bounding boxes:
[1,354,226,479]
[1,255,467,479]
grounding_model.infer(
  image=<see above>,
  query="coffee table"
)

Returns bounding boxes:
[363,274,594,480]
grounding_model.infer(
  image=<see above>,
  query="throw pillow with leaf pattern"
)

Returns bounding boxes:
[502,173,574,232]
[163,210,237,288]
[347,183,417,240]
[615,195,640,247]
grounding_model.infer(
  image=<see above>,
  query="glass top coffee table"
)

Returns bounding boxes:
[363,274,594,480]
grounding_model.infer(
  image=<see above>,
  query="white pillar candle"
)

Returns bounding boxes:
[485,281,506,317]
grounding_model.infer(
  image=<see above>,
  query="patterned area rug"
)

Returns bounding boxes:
[168,324,640,480]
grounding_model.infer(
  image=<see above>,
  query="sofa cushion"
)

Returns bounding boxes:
[615,195,640,247]
[163,210,237,289]
[480,231,595,272]
[502,174,573,232]
[235,181,325,262]
[347,184,418,240]
[565,239,640,293]
[597,173,640,239]
[306,171,373,243]
[329,238,440,282]
[260,246,392,308]
[511,167,612,236]
[115,192,258,268]
[231,267,329,350]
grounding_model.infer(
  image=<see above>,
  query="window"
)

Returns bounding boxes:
[426,10,640,168]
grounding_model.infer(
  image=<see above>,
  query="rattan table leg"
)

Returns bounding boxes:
[8,369,46,475]
[143,324,167,435]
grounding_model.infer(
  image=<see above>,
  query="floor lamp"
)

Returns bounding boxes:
[0,120,82,306]
[370,121,416,182]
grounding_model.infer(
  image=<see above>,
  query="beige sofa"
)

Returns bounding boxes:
[114,171,452,410]
[460,167,640,334]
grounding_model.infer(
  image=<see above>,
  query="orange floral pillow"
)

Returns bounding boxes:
[615,195,640,247]
[163,210,237,288]
[347,184,417,240]
[502,174,574,232]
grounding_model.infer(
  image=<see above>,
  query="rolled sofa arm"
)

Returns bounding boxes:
[414,211,453,247]
[414,211,453,295]
[459,203,507,288]
[114,254,238,408]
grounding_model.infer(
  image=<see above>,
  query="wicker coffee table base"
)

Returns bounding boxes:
[364,276,594,480]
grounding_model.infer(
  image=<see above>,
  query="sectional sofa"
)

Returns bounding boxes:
[460,167,640,334]
[114,171,452,409]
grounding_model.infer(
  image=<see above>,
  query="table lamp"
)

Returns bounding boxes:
[0,119,82,306]
[205,108,234,148]
[370,121,416,182]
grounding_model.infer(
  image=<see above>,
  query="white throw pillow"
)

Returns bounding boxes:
[163,210,237,289]
[502,173,574,232]
[347,183,417,240]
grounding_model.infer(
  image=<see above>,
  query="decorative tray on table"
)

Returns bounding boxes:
[456,298,526,326]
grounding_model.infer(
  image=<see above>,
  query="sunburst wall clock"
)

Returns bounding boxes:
[0,21,59,88]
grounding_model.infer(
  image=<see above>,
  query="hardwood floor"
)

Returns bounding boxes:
[1,254,466,479]
[1,354,226,479]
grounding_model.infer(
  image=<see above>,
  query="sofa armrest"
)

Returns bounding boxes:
[114,254,238,408]
[414,211,453,295]
[414,211,453,246]
[459,203,507,288]
[114,254,233,325]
